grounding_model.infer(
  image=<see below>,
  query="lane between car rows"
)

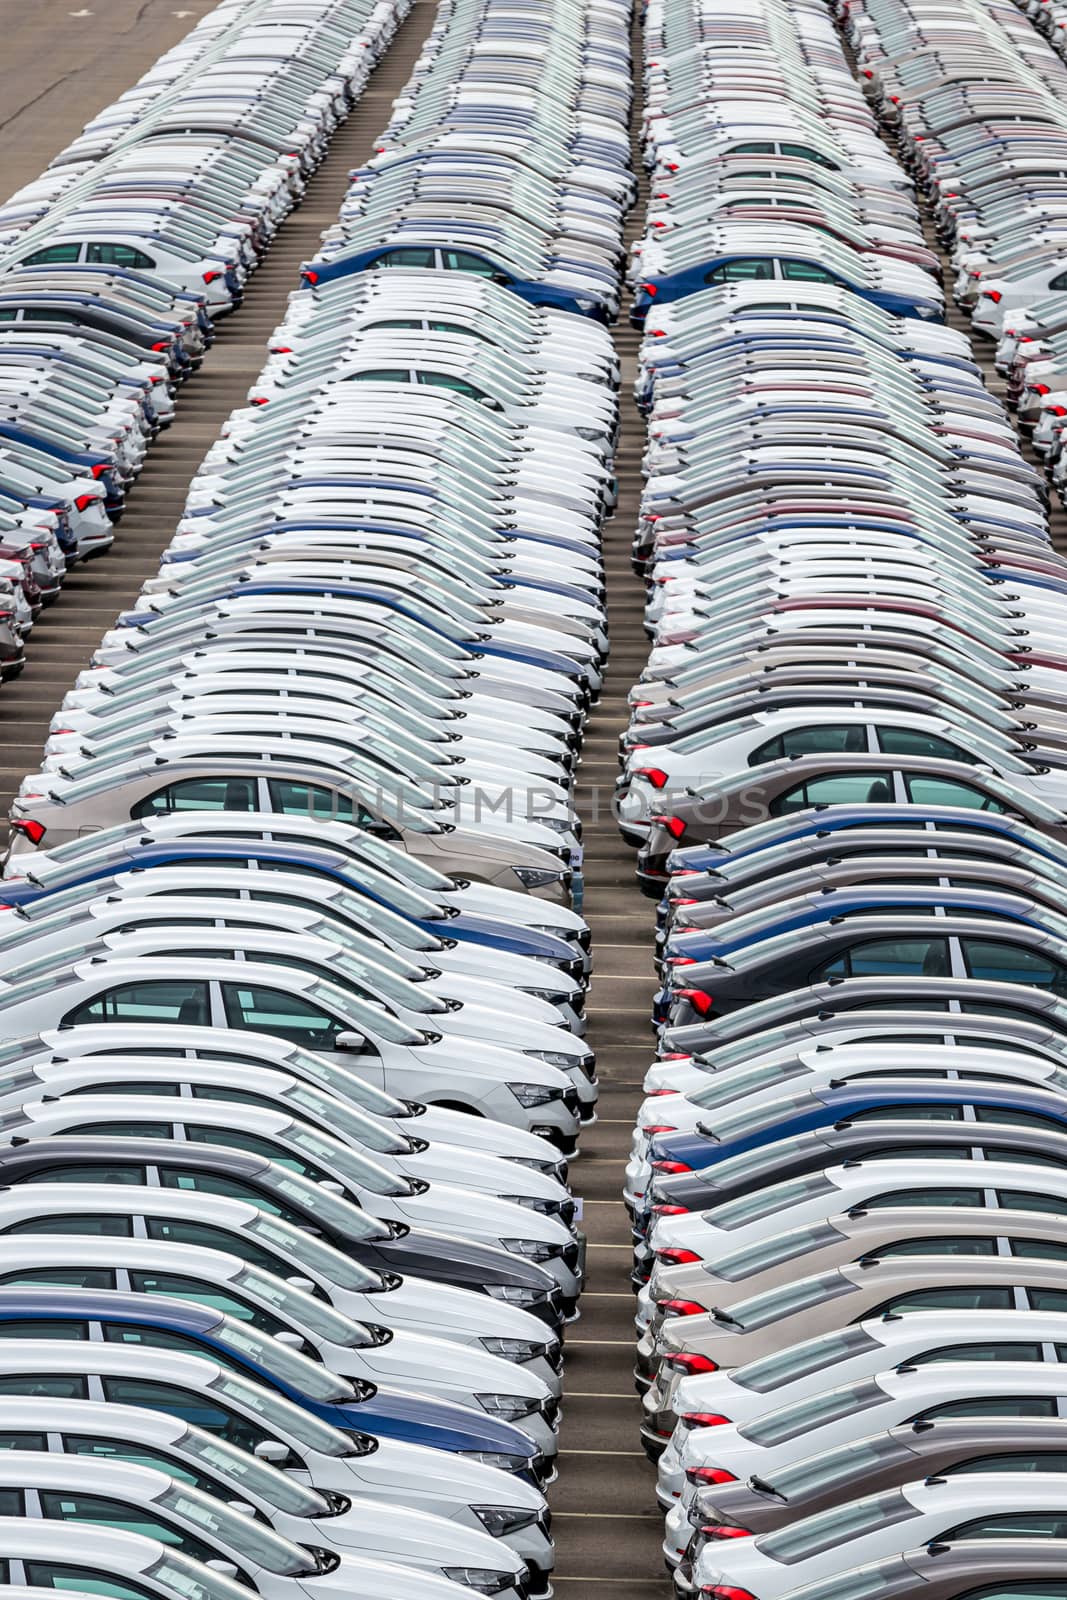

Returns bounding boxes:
[548,16,671,1600]
[0,0,438,822]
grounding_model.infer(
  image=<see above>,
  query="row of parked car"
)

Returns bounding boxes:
[0,1,635,1599]
[618,0,1067,1598]
[0,0,410,678]
[847,0,1067,500]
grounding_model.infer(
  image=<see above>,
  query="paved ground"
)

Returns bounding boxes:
[0,6,672,1599]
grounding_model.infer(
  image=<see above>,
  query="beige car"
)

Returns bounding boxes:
[651,1253,1067,1372]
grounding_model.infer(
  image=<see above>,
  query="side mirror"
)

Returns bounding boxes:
[205,1562,239,1579]
[253,1440,290,1464]
[479,395,503,411]
[320,1179,345,1196]
[287,1276,315,1293]
[227,1502,257,1519]
[335,1030,365,1051]
[274,1330,307,1350]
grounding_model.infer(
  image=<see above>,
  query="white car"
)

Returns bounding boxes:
[691,1473,1067,1600]
[0,1395,532,1598]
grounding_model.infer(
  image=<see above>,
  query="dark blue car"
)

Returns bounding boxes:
[0,837,583,970]
[630,251,943,326]
[298,241,612,320]
[650,1078,1067,1175]
[0,1289,543,1479]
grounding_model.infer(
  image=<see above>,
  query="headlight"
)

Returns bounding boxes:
[917,305,940,319]
[480,1337,550,1364]
[527,1051,579,1070]
[471,1505,539,1538]
[485,1286,546,1308]
[460,1451,529,1473]
[574,425,605,441]
[501,1238,564,1263]
[477,1392,541,1421]
[443,1567,525,1596]
[512,865,567,890]
[508,1082,564,1108]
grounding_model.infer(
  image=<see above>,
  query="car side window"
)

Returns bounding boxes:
[221,983,344,1049]
[876,1235,999,1256]
[100,1377,270,1454]
[441,249,498,277]
[0,1268,115,1290]
[903,774,1006,810]
[945,1513,1067,1539]
[962,940,1067,998]
[0,1374,91,1395]
[876,727,974,762]
[704,259,775,284]
[127,1269,287,1335]
[26,1561,153,1600]
[21,244,81,265]
[877,1288,1015,1312]
[374,248,435,268]
[909,1342,1044,1365]
[183,1126,330,1183]
[1,1215,134,1237]
[813,937,951,982]
[770,772,895,813]
[943,1453,1067,1476]
[1049,270,1067,293]
[62,980,210,1028]
[864,1188,985,1209]
[919,1396,1059,1419]
[144,1217,282,1274]
[998,1191,1067,1216]
[131,778,257,818]
[84,243,154,269]
[749,726,866,765]
[38,1490,221,1569]
[65,1436,231,1501]
[780,143,837,168]
[780,260,837,282]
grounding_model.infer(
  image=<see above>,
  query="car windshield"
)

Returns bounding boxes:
[709,1173,838,1230]
[146,1552,249,1600]
[209,1371,351,1454]
[283,1120,401,1197]
[233,1267,372,1346]
[734,1326,882,1393]
[244,1213,381,1292]
[740,1378,885,1445]
[757,1489,915,1564]
[158,1481,313,1574]
[174,1428,328,1515]
[305,980,424,1047]
[215,1317,354,1403]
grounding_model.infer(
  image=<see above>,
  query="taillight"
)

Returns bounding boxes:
[1050,405,1067,418]
[652,814,686,840]
[982,289,1002,303]
[656,1248,701,1266]
[636,767,669,789]
[665,1353,718,1374]
[657,1298,705,1316]
[653,1204,689,1218]
[203,270,222,284]
[687,1466,736,1487]
[74,494,98,512]
[89,463,109,480]
[674,988,714,1016]
[700,1587,756,1600]
[702,1526,752,1541]
[681,1412,730,1429]
[652,1160,691,1175]
[644,1125,677,1137]
[151,340,170,352]
[643,283,658,297]
[1030,383,1051,395]
[9,819,45,844]
[303,269,320,285]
